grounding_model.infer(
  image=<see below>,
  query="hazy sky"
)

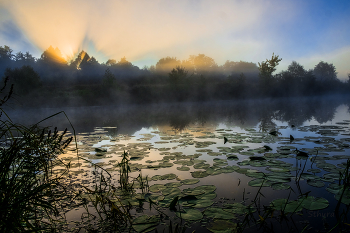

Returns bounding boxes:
[1,0,349,80]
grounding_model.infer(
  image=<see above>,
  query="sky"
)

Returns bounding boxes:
[0,0,349,80]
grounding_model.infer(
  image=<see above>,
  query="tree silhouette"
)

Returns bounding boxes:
[184,54,217,75]
[4,65,41,95]
[168,66,188,82]
[258,53,282,96]
[313,61,337,82]
[39,46,66,65]
[106,59,117,66]
[117,57,132,67]
[156,57,181,74]
[0,45,14,61]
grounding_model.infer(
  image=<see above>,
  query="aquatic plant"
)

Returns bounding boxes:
[0,119,72,231]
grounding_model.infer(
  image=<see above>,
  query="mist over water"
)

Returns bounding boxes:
[4,97,350,135]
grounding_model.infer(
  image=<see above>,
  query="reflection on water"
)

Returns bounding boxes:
[4,97,350,135]
[4,97,350,232]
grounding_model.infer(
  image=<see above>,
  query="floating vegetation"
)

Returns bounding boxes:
[20,108,350,233]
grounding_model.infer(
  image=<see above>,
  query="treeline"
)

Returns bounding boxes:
[0,45,349,106]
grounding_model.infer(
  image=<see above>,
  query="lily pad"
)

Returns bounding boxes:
[270,199,302,213]
[177,166,190,171]
[149,184,166,193]
[223,203,255,215]
[191,171,209,178]
[176,209,203,221]
[300,196,329,210]
[181,179,200,185]
[207,220,238,233]
[204,207,236,219]
[194,185,216,194]
[307,180,325,188]
[271,183,290,190]
[248,179,272,187]
[188,199,214,208]
[132,215,159,232]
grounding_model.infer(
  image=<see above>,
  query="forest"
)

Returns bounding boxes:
[0,45,349,107]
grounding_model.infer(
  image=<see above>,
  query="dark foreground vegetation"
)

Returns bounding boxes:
[0,45,349,107]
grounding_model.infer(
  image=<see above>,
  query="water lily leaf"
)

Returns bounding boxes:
[266,176,291,183]
[165,182,182,188]
[181,179,200,185]
[245,172,265,179]
[194,185,216,194]
[307,169,321,173]
[149,184,166,193]
[226,154,239,160]
[176,209,203,221]
[191,171,209,178]
[194,163,211,169]
[300,196,329,210]
[162,187,181,196]
[326,183,343,194]
[334,188,350,205]
[248,179,272,187]
[198,192,217,200]
[188,199,214,208]
[207,220,238,233]
[177,166,190,171]
[132,215,159,232]
[204,207,236,219]
[160,173,177,180]
[270,199,302,213]
[223,203,255,215]
[144,193,164,202]
[174,160,194,166]
[95,147,107,153]
[307,180,325,188]
[271,183,290,190]
[266,167,290,173]
[182,188,205,196]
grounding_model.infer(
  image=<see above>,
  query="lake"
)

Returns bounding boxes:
[4,96,350,232]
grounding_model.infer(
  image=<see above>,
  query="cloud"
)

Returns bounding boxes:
[295,46,350,81]
[1,0,296,64]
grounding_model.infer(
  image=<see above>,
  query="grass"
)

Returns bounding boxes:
[0,115,72,231]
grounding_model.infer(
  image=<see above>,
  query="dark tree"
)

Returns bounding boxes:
[168,66,188,82]
[156,57,181,74]
[184,54,217,75]
[106,59,117,66]
[258,53,282,96]
[313,61,337,82]
[102,68,117,87]
[258,53,282,79]
[39,46,66,65]
[222,60,259,81]
[0,45,14,61]
[117,57,132,68]
[4,65,41,95]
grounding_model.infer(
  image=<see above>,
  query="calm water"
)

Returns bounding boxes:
[4,97,350,232]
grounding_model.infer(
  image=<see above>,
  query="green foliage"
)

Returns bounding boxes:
[0,118,73,232]
[257,53,282,95]
[118,151,131,191]
[39,45,66,65]
[258,53,282,80]
[156,57,181,74]
[4,65,42,95]
[0,45,14,61]
[313,61,337,81]
[169,66,188,82]
[102,68,117,87]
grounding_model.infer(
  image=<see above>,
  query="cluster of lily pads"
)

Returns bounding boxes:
[59,120,350,232]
